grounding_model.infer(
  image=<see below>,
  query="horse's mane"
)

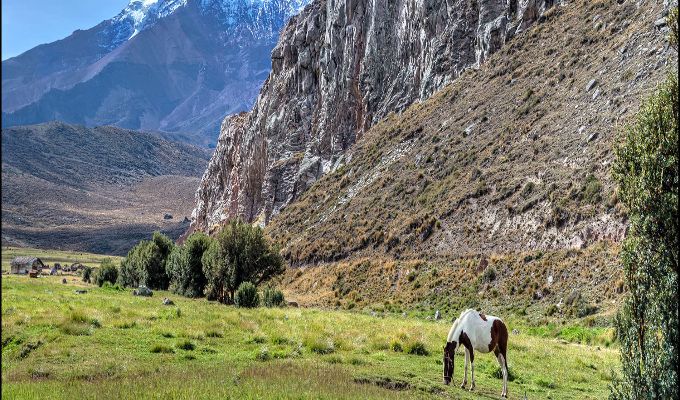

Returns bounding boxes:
[447,309,476,342]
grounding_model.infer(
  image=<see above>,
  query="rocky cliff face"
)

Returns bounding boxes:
[191,0,559,232]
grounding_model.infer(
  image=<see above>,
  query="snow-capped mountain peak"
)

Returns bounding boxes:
[107,0,187,46]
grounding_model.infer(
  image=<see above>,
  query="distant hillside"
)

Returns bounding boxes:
[265,1,675,315]
[1,122,211,255]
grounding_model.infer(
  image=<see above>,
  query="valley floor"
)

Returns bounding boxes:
[2,273,619,399]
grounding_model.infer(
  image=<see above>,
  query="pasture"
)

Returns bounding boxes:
[2,272,619,399]
[2,246,123,273]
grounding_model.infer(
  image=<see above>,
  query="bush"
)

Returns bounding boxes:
[166,232,213,298]
[610,35,678,400]
[234,282,259,308]
[481,266,497,283]
[581,174,602,204]
[176,340,195,351]
[95,259,118,287]
[82,266,93,283]
[118,232,174,290]
[262,285,285,307]
[203,219,284,304]
[150,344,174,354]
[389,339,403,352]
[405,340,429,356]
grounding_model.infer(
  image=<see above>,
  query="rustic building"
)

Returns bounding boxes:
[10,257,45,274]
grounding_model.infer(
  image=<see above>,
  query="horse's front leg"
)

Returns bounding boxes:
[460,349,469,388]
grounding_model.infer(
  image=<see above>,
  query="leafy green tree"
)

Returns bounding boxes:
[118,232,174,290]
[95,259,118,287]
[610,19,678,399]
[234,282,260,308]
[82,265,93,283]
[202,219,284,304]
[166,232,213,297]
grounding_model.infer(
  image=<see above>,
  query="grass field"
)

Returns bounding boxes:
[2,247,123,273]
[2,272,619,399]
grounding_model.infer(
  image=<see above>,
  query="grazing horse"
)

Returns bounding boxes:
[442,309,509,398]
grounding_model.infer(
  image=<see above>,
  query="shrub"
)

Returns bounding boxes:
[389,339,403,352]
[118,232,174,290]
[176,340,195,351]
[481,266,497,283]
[405,341,429,356]
[203,219,284,304]
[610,36,678,400]
[262,285,285,307]
[95,259,118,287]
[581,174,602,204]
[166,232,213,298]
[150,344,174,354]
[82,266,93,283]
[234,282,259,308]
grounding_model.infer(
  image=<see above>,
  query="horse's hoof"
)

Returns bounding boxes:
[469,386,475,392]
[460,382,467,389]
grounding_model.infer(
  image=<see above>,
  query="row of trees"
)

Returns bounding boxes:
[115,219,285,305]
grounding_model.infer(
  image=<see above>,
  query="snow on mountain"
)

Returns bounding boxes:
[102,0,307,51]
[104,0,188,49]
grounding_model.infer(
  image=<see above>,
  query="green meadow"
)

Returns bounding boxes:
[2,247,123,273]
[2,270,619,399]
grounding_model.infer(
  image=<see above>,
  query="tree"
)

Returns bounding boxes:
[610,14,678,398]
[95,259,118,287]
[118,232,174,290]
[202,219,284,304]
[166,232,213,297]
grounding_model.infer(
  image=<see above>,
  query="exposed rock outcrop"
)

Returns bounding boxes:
[192,0,559,232]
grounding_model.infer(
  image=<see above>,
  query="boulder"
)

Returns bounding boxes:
[434,310,441,320]
[162,297,174,305]
[163,213,173,220]
[287,301,299,308]
[133,286,153,297]
[586,79,598,92]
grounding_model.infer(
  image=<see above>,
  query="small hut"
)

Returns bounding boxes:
[10,257,45,274]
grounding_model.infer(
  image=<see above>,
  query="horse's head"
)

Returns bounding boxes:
[442,341,456,385]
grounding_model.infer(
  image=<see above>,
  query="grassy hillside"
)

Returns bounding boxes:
[2,273,618,399]
[1,122,211,254]
[267,0,674,313]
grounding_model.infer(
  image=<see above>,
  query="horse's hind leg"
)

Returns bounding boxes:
[497,329,509,398]
[495,350,508,398]
[469,356,475,391]
[461,349,469,388]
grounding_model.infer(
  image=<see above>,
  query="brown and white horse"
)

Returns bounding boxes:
[443,309,509,397]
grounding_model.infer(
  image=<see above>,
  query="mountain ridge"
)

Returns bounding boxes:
[2,0,310,146]
[2,121,211,254]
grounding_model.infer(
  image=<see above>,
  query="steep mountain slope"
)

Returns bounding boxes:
[189,0,562,230]
[265,0,675,314]
[1,0,308,146]
[1,122,211,254]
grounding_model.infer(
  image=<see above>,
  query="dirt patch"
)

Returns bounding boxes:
[354,376,411,391]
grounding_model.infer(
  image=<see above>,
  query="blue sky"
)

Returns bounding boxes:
[2,0,128,60]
